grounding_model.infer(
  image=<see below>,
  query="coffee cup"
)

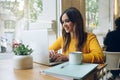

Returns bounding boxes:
[69,52,83,65]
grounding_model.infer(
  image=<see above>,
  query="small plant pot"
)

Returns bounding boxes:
[13,55,33,69]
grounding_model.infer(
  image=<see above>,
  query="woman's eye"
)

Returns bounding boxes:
[65,19,70,22]
[61,19,70,24]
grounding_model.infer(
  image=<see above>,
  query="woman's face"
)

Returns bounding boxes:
[61,13,74,33]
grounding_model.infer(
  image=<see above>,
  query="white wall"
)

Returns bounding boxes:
[93,0,114,46]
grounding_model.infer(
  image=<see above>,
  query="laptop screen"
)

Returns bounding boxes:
[21,29,50,65]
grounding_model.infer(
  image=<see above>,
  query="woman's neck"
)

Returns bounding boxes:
[70,32,76,38]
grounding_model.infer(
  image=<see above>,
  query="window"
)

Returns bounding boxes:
[29,0,43,22]
[4,20,16,32]
[85,0,98,32]
[0,0,24,31]
[25,0,56,29]
[0,0,56,53]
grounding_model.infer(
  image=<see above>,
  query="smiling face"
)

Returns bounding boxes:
[61,13,74,33]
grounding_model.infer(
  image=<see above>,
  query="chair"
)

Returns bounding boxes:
[103,51,120,79]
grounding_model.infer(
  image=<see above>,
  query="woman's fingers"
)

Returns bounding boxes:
[55,56,62,62]
[49,50,53,57]
[49,50,59,62]
[55,54,68,62]
[51,54,61,61]
[49,50,56,57]
[49,51,68,62]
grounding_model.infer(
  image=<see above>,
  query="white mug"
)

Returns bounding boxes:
[69,52,83,65]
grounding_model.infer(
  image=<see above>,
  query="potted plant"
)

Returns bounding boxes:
[13,43,33,69]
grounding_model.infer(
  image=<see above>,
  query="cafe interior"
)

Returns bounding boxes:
[0,0,120,80]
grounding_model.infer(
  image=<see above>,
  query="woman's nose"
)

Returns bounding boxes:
[63,22,67,27]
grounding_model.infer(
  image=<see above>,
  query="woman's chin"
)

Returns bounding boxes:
[66,32,70,33]
[65,30,70,33]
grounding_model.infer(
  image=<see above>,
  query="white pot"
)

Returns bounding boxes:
[13,55,33,69]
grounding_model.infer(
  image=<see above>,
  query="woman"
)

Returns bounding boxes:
[49,7,104,64]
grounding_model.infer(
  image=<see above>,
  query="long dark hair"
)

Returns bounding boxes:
[60,7,87,52]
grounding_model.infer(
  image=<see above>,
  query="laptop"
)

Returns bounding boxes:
[21,29,62,66]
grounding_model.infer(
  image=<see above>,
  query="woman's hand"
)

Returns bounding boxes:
[49,50,68,62]
[55,54,68,62]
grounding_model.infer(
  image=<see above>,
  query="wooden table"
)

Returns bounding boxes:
[0,59,107,80]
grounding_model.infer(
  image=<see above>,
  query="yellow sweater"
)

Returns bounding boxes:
[49,33,104,63]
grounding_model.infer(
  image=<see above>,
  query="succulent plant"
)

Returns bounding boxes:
[13,43,33,55]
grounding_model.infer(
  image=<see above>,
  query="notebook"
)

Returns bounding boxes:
[21,29,62,66]
[44,62,98,79]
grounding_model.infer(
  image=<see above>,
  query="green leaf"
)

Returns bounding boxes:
[13,43,33,55]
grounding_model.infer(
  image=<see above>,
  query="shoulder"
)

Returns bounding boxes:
[106,31,116,37]
[87,32,96,39]
[85,33,97,42]
[57,36,63,40]
[56,36,63,42]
